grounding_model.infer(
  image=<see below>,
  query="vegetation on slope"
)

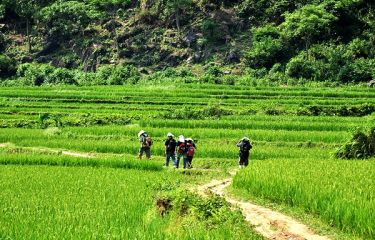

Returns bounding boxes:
[0,0,374,85]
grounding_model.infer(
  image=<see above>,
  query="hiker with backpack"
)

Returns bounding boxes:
[165,132,177,167]
[184,138,196,169]
[175,135,186,169]
[138,130,152,160]
[236,137,252,168]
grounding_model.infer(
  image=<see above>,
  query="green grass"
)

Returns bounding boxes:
[0,165,262,239]
[0,84,374,239]
[232,159,375,239]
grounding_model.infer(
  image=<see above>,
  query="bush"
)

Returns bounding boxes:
[0,55,17,79]
[45,68,77,85]
[199,64,224,84]
[286,53,318,80]
[0,33,7,52]
[96,65,114,85]
[337,58,374,83]
[17,63,55,86]
[245,25,287,69]
[336,128,375,159]
[107,64,140,85]
[285,42,375,82]
[17,63,77,86]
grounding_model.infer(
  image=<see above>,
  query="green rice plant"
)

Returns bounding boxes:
[0,152,162,171]
[232,159,375,238]
[0,165,262,239]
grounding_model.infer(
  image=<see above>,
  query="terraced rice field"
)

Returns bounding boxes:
[0,84,374,239]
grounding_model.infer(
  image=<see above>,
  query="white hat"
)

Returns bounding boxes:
[186,138,193,142]
[167,132,174,137]
[138,130,145,137]
[178,135,185,142]
[242,137,250,141]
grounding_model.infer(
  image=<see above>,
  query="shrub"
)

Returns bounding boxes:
[245,25,287,69]
[16,63,78,86]
[285,53,318,80]
[336,58,374,83]
[96,65,114,85]
[108,65,140,85]
[45,68,77,85]
[285,42,375,82]
[336,128,375,159]
[199,64,224,84]
[17,63,55,86]
[0,55,17,79]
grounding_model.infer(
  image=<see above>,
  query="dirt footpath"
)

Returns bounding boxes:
[198,177,331,240]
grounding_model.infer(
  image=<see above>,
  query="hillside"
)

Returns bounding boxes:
[0,0,374,85]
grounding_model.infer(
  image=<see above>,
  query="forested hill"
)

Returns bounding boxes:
[0,0,374,86]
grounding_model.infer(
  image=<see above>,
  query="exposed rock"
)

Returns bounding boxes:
[368,80,375,88]
[104,19,122,32]
[185,30,198,47]
[81,44,106,72]
[226,50,240,63]
[36,41,59,57]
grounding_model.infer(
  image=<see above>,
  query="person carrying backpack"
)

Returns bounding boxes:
[175,135,186,169]
[138,130,152,160]
[165,132,177,167]
[184,138,195,169]
[236,137,252,168]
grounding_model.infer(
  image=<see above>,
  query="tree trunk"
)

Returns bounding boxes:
[26,18,31,53]
[176,8,180,32]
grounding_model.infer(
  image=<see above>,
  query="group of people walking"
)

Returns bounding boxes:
[138,130,252,169]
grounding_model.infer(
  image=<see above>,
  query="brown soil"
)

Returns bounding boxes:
[197,177,331,240]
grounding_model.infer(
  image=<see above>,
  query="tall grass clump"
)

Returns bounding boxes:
[336,128,375,159]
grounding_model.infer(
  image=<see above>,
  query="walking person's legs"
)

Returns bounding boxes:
[171,153,177,168]
[176,153,182,168]
[145,148,151,160]
[165,152,170,166]
[139,147,144,160]
[187,157,193,169]
[183,155,188,169]
[243,152,249,167]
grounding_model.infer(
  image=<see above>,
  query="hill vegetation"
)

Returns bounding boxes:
[0,0,374,85]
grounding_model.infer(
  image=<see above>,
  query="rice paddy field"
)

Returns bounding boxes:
[0,84,374,239]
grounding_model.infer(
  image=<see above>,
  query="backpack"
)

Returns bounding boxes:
[142,135,152,148]
[178,143,186,154]
[187,146,195,157]
[241,141,252,152]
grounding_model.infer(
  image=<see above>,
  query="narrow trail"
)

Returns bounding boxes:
[0,142,94,158]
[197,176,331,240]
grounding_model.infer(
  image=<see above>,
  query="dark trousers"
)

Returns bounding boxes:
[239,151,249,166]
[184,156,193,169]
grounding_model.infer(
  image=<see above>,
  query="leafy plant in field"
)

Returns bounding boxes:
[336,128,375,159]
[0,55,17,79]
[157,189,252,232]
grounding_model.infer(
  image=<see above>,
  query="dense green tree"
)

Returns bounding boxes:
[245,25,289,69]
[279,4,337,49]
[38,1,100,43]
